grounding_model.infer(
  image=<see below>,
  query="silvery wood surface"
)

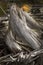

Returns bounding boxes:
[9,5,41,50]
[21,11,43,30]
[6,30,22,53]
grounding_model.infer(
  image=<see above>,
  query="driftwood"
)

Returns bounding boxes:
[9,5,41,50]
[0,4,43,65]
[0,49,43,64]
